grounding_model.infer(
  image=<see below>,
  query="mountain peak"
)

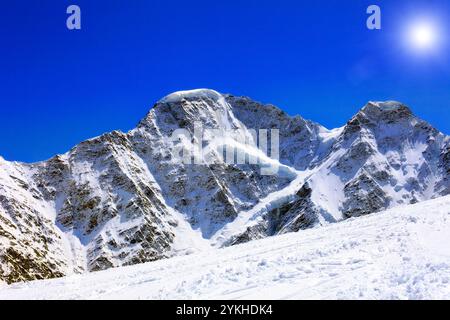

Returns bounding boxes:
[158,89,224,104]
[138,88,246,134]
[359,101,414,121]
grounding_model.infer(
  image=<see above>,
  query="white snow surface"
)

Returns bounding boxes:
[1,195,449,300]
[159,89,224,104]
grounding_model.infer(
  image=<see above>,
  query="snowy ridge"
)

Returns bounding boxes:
[159,89,224,104]
[1,89,449,284]
[1,196,449,300]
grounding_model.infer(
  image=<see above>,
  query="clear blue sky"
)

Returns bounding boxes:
[1,0,449,162]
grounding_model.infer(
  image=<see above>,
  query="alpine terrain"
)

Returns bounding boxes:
[1,195,449,299]
[1,89,449,285]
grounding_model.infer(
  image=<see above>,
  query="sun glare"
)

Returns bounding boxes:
[407,21,440,51]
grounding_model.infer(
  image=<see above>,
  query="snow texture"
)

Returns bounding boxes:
[1,196,449,300]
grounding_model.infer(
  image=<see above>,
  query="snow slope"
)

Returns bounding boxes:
[1,195,449,300]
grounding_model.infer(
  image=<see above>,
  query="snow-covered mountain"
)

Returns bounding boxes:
[1,89,449,284]
[1,195,449,299]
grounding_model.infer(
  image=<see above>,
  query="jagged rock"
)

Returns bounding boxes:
[1,90,449,284]
[342,173,391,217]
[226,182,320,245]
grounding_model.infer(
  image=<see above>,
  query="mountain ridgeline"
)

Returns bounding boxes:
[1,89,449,284]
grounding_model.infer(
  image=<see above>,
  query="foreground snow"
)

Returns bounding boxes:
[1,196,450,300]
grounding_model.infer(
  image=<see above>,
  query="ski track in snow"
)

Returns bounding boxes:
[1,196,449,300]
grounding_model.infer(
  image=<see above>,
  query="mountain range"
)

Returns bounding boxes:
[1,89,449,284]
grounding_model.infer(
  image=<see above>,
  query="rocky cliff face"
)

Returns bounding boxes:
[1,90,448,284]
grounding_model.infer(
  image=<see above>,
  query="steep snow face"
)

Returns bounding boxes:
[0,89,449,284]
[226,95,328,170]
[338,101,447,207]
[309,100,447,217]
[203,99,450,245]
[2,196,449,300]
[133,94,295,239]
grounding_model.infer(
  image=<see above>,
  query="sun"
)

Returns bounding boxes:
[407,20,440,51]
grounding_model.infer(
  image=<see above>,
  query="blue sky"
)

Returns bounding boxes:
[1,0,449,162]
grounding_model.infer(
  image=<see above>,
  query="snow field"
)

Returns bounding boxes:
[1,195,449,300]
